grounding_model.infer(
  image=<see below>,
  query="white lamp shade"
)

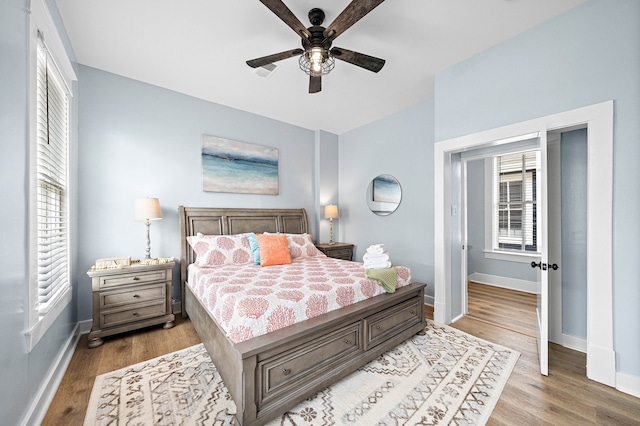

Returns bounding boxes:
[135,198,162,221]
[324,204,339,219]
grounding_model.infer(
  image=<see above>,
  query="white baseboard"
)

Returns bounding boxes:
[424,295,434,307]
[21,323,82,426]
[450,312,464,324]
[562,334,587,353]
[78,319,92,335]
[468,272,537,294]
[617,372,640,398]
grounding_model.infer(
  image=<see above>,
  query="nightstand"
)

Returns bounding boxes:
[86,261,175,348]
[315,243,354,261]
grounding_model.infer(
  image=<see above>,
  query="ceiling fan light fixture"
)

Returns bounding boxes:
[299,47,335,76]
[248,2,388,93]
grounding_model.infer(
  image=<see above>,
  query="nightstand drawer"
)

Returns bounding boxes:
[315,243,354,261]
[101,302,166,328]
[327,248,352,260]
[101,284,166,309]
[99,269,167,288]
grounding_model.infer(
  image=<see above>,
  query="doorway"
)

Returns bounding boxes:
[460,128,588,349]
[434,101,615,386]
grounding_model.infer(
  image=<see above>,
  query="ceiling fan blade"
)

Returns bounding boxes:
[309,75,321,93]
[330,47,385,72]
[259,0,311,39]
[323,0,386,42]
[246,48,304,68]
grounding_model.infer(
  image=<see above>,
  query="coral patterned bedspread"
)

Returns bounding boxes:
[188,256,412,343]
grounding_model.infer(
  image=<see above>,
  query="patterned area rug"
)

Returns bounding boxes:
[84,320,519,425]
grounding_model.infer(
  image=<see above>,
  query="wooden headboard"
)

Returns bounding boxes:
[178,206,309,315]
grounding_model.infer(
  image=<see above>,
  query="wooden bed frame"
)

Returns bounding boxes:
[179,206,426,426]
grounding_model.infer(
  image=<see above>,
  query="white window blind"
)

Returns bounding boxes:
[35,33,70,316]
[492,151,539,253]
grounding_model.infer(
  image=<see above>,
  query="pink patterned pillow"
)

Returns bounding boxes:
[285,233,324,258]
[187,233,253,267]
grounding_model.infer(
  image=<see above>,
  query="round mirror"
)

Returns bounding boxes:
[366,174,402,216]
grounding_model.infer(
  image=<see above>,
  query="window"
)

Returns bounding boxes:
[35,33,71,313]
[492,151,539,253]
[27,0,76,351]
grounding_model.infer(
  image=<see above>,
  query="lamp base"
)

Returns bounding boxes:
[329,218,335,245]
[144,220,152,259]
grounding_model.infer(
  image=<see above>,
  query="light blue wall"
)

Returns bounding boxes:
[315,130,340,243]
[77,66,320,319]
[466,160,485,275]
[435,0,640,376]
[561,129,587,339]
[0,1,80,424]
[339,99,435,300]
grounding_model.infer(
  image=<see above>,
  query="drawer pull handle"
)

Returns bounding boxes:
[282,368,291,376]
[411,310,415,315]
[344,339,351,345]
[132,277,140,281]
[376,325,382,331]
[132,312,138,316]
[133,294,140,298]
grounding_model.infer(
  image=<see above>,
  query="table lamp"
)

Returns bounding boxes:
[135,197,162,259]
[324,204,339,245]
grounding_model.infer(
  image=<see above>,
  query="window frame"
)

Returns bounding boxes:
[483,150,541,264]
[26,0,77,351]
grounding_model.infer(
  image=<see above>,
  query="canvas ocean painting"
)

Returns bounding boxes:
[202,136,279,194]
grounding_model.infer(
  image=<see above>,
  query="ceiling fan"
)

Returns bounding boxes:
[246,0,387,94]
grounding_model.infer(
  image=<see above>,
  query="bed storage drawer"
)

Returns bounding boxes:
[257,322,362,408]
[364,296,423,350]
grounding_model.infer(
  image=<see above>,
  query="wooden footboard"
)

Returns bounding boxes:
[185,281,426,426]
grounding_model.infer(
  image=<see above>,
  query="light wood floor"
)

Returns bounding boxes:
[44,284,640,425]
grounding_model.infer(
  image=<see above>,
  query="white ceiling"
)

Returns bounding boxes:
[55,0,585,134]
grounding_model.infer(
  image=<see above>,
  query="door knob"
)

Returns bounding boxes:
[531,261,558,271]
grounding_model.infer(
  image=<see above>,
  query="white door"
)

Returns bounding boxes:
[534,133,549,376]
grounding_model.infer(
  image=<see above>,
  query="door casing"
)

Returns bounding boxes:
[434,101,615,386]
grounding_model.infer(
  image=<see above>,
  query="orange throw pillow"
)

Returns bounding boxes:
[256,233,292,267]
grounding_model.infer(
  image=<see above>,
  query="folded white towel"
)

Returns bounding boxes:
[366,244,387,255]
[364,260,392,269]
[363,252,390,262]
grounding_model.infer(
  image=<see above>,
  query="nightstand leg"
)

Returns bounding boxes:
[163,321,174,329]
[88,336,104,348]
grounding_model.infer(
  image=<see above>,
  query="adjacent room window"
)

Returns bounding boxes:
[27,0,76,351]
[492,151,539,253]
